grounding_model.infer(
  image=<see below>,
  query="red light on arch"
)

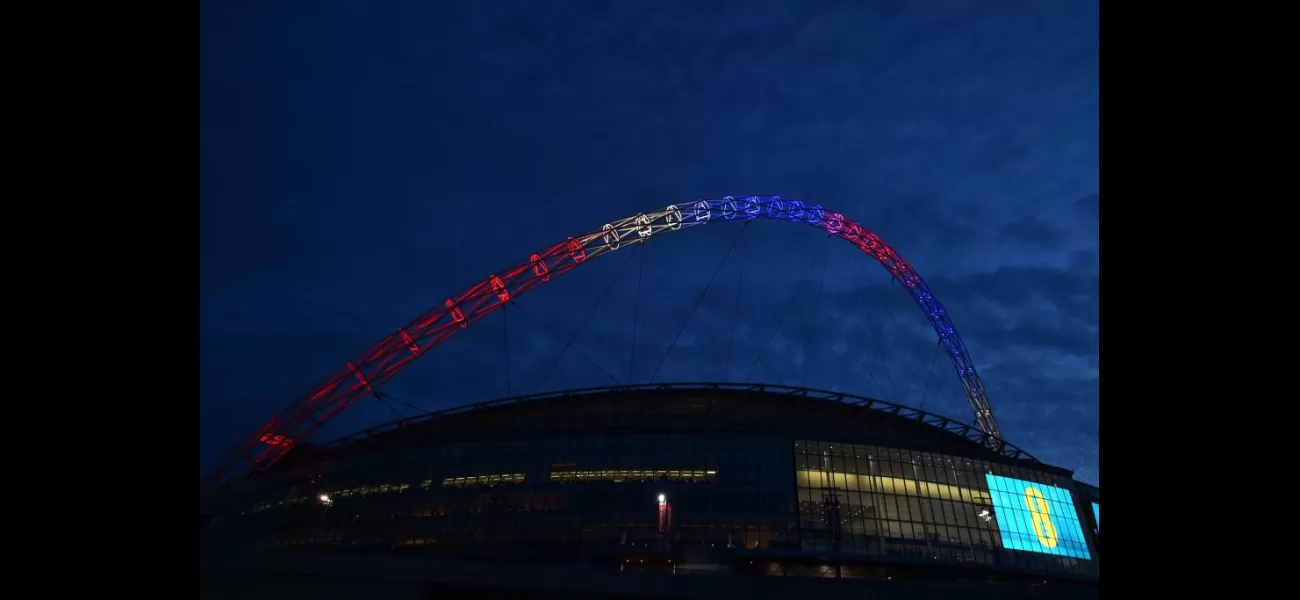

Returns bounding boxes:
[530,253,551,282]
[445,298,467,327]
[567,238,587,263]
[490,275,510,302]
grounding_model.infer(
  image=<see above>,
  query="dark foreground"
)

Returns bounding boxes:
[200,551,1098,600]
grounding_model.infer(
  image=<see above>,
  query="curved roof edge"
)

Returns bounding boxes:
[326,382,1041,463]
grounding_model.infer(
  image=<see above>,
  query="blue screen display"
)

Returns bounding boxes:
[984,474,1092,559]
[1092,502,1099,532]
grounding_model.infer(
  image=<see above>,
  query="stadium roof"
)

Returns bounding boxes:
[269,384,1049,474]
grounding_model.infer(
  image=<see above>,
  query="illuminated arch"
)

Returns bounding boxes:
[200,196,1000,493]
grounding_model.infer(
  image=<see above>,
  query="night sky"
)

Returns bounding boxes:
[200,0,1098,484]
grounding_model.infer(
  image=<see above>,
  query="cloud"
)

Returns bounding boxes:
[1074,192,1100,217]
[201,0,1099,484]
[1000,215,1069,248]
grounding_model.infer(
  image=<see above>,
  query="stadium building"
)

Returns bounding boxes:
[201,383,1100,596]
[200,198,1098,598]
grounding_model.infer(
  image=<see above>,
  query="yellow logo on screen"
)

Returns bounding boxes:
[1023,487,1059,548]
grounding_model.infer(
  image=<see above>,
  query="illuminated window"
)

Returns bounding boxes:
[794,468,990,504]
[548,468,717,484]
[323,482,415,499]
[441,472,526,488]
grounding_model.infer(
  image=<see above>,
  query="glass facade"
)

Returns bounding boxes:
[207,390,1097,582]
[793,441,1094,577]
[216,433,796,551]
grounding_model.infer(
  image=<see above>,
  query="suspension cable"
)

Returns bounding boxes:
[846,256,961,421]
[936,355,970,423]
[899,330,939,406]
[533,244,642,392]
[916,338,943,411]
[852,256,885,389]
[648,221,750,383]
[740,235,829,382]
[502,305,512,397]
[798,239,832,388]
[877,280,905,401]
[630,243,645,382]
[374,390,427,415]
[724,230,748,380]
[510,300,624,390]
[372,391,406,419]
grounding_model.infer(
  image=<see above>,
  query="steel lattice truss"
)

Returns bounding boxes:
[200,196,1002,495]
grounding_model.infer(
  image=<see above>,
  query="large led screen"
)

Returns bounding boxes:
[984,474,1091,559]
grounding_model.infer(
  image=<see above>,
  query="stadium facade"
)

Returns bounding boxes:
[203,383,1100,587]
